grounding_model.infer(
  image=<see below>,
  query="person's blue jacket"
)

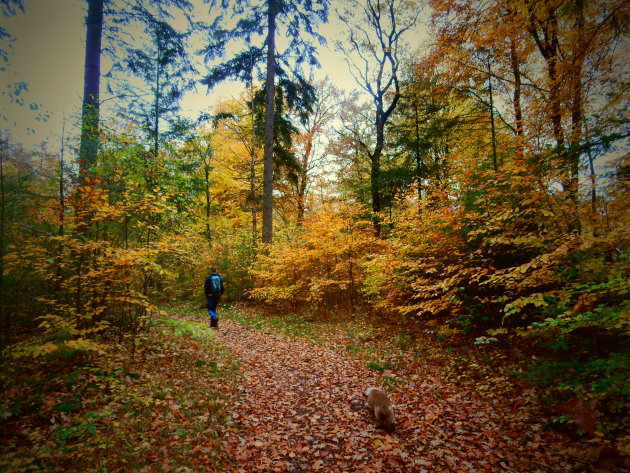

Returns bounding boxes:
[204,273,224,297]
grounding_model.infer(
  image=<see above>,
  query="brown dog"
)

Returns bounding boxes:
[365,387,395,432]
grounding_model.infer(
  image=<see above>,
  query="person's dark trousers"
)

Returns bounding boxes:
[207,295,221,327]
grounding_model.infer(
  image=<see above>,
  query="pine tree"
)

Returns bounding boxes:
[202,0,328,243]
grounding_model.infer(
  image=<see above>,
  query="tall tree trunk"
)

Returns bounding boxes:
[205,158,211,235]
[0,133,7,349]
[509,36,524,161]
[529,1,582,234]
[584,119,597,216]
[297,132,312,223]
[247,39,257,246]
[54,119,66,297]
[487,58,498,171]
[59,118,66,237]
[153,28,162,161]
[371,109,383,236]
[528,4,565,154]
[79,0,104,178]
[413,96,422,209]
[547,54,565,154]
[567,0,585,216]
[372,88,401,235]
[262,0,278,244]
[249,73,258,246]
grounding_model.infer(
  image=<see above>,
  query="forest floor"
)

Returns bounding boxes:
[2,304,625,472]
[181,304,613,473]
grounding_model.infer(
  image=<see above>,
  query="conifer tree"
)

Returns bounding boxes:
[116,6,196,160]
[202,0,328,243]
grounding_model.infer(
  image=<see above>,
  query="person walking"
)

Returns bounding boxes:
[204,267,224,328]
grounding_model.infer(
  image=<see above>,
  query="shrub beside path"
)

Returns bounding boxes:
[209,317,590,473]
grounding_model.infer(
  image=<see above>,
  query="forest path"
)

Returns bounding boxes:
[211,318,584,473]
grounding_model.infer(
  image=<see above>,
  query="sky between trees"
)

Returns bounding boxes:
[0,0,427,151]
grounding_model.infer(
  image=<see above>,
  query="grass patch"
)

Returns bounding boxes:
[165,301,324,342]
[366,360,393,371]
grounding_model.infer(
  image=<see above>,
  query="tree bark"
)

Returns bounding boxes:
[413,95,423,208]
[262,0,278,244]
[249,76,258,246]
[528,4,565,153]
[371,85,401,235]
[509,37,524,161]
[0,133,6,348]
[371,110,384,234]
[297,132,312,223]
[79,0,104,178]
[568,0,585,202]
[153,29,162,161]
[487,58,498,171]
[205,157,211,235]
[528,0,582,233]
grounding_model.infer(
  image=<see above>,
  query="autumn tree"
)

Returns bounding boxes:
[209,93,263,245]
[336,0,421,235]
[429,0,630,232]
[291,79,341,223]
[182,124,216,236]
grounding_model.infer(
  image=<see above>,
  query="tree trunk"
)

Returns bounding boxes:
[567,0,585,225]
[509,37,524,160]
[0,133,6,349]
[297,132,312,223]
[262,0,278,244]
[79,0,104,177]
[487,58,498,171]
[528,2,581,234]
[413,96,422,210]
[249,79,258,246]
[153,28,162,161]
[205,158,211,235]
[371,98,389,236]
[59,119,65,237]
[528,5,565,154]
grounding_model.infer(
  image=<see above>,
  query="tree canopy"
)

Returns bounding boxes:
[1,0,629,469]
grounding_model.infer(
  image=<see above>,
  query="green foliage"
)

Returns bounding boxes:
[366,360,392,371]
[155,316,214,341]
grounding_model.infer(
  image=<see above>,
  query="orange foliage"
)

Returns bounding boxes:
[249,203,383,314]
[361,155,630,333]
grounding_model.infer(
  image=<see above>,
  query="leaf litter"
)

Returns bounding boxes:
[209,315,595,473]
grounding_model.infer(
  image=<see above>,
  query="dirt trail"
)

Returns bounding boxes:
[212,319,586,473]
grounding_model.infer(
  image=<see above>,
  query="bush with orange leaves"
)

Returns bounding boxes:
[249,203,384,315]
[362,159,630,339]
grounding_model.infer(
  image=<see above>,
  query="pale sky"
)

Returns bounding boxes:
[0,0,374,152]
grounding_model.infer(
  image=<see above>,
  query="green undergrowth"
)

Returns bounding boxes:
[0,316,239,473]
